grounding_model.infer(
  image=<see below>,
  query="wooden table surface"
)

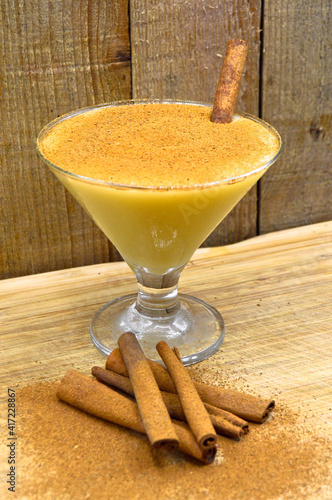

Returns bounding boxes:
[0,221,331,498]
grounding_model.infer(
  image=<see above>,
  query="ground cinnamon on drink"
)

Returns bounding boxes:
[39,104,279,188]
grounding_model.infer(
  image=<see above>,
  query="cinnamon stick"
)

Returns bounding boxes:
[105,348,275,423]
[156,341,217,450]
[92,366,248,439]
[57,370,216,464]
[204,402,249,434]
[92,366,133,395]
[211,39,248,124]
[117,332,178,450]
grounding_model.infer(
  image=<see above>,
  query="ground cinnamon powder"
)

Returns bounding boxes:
[14,376,331,500]
[39,103,279,188]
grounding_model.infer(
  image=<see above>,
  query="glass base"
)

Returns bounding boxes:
[90,293,225,366]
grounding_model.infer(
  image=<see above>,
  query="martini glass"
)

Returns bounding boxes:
[37,100,281,365]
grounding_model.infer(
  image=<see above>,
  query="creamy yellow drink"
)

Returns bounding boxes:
[38,102,280,275]
[38,100,281,361]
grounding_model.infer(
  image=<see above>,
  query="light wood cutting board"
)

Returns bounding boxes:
[0,221,331,498]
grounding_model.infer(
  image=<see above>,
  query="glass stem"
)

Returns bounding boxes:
[131,264,185,317]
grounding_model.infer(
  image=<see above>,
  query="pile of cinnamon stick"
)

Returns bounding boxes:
[57,332,275,464]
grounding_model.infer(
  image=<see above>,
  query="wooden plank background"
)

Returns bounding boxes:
[260,0,332,233]
[0,0,130,278]
[0,0,331,279]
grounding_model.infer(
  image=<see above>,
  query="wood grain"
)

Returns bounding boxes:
[260,0,332,233]
[0,222,331,496]
[0,221,331,430]
[130,0,262,247]
[0,0,131,279]
[1,0,331,281]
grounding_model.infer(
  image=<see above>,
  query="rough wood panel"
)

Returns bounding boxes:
[0,0,131,279]
[260,0,332,233]
[130,0,262,247]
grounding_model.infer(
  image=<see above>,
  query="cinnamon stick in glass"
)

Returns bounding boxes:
[105,348,275,423]
[57,370,216,464]
[156,341,217,450]
[211,39,248,124]
[117,332,178,450]
[92,366,248,439]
